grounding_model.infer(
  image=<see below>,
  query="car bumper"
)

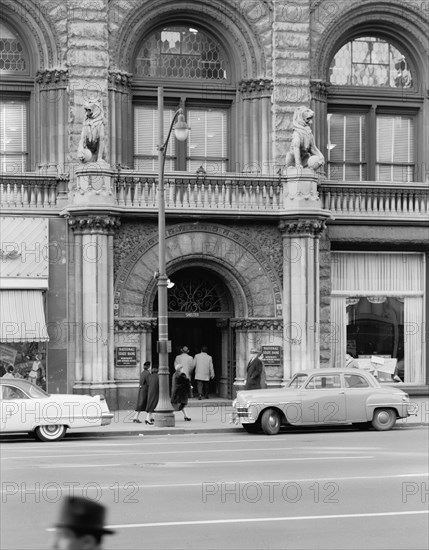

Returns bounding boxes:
[101,413,114,426]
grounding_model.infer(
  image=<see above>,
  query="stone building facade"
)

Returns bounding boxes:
[0,0,428,408]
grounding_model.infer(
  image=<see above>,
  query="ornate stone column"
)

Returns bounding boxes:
[238,79,273,174]
[279,213,329,381]
[68,214,121,399]
[310,80,330,167]
[108,70,133,168]
[35,69,69,175]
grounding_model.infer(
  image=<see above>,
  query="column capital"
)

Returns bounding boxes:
[67,213,121,235]
[35,68,69,88]
[310,79,331,101]
[239,78,273,99]
[279,218,327,238]
[108,69,133,92]
[230,318,284,330]
[114,318,157,332]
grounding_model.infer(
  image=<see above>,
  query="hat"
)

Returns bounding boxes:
[175,364,183,371]
[181,346,190,353]
[54,497,115,535]
[250,348,262,355]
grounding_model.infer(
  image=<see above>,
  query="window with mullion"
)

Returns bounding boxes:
[0,99,28,173]
[376,114,415,182]
[134,105,176,171]
[327,112,367,181]
[187,108,228,173]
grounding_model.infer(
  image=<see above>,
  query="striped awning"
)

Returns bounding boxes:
[0,290,49,342]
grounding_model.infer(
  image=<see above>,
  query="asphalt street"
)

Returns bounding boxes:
[1,425,428,549]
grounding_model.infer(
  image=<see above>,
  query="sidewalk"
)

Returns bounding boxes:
[71,396,429,437]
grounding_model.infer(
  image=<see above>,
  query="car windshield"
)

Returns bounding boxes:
[287,373,308,388]
[26,384,49,398]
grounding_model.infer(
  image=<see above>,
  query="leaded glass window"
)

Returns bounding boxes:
[135,26,227,80]
[0,22,26,72]
[329,37,412,88]
[168,279,223,313]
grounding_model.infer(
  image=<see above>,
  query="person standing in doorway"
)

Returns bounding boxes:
[132,361,151,423]
[194,346,214,399]
[145,365,159,425]
[244,348,264,390]
[174,346,195,381]
[171,364,192,421]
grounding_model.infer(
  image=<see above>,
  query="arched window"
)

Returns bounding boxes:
[326,36,420,183]
[133,25,234,173]
[0,21,29,172]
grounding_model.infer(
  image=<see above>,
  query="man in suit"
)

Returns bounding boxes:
[194,346,215,399]
[244,348,264,390]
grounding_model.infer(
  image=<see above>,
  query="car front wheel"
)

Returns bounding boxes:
[261,408,281,435]
[371,409,396,431]
[34,424,67,442]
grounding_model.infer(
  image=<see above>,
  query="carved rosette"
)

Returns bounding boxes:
[279,219,327,238]
[115,318,157,333]
[67,215,121,235]
[239,78,273,99]
[310,80,330,102]
[108,70,133,93]
[36,69,69,89]
[230,318,284,331]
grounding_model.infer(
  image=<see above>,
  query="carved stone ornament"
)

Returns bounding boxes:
[230,318,284,331]
[108,70,132,92]
[310,80,330,101]
[115,318,157,332]
[239,78,273,99]
[77,98,107,164]
[35,69,69,88]
[279,219,326,237]
[67,215,121,234]
[285,106,325,171]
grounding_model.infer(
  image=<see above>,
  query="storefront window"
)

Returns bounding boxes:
[0,343,47,390]
[346,297,404,381]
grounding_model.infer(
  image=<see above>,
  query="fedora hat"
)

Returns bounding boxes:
[181,346,190,353]
[54,497,115,535]
[250,348,262,355]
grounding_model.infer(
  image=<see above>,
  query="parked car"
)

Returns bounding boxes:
[231,368,412,435]
[0,379,113,442]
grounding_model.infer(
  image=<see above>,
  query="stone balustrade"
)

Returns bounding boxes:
[319,181,429,220]
[0,174,68,210]
[1,170,428,222]
[115,172,283,213]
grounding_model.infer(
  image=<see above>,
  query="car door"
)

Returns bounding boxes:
[343,372,372,422]
[0,385,32,433]
[298,374,346,425]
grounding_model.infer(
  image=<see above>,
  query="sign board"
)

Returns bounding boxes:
[261,345,282,365]
[0,344,17,366]
[115,347,137,367]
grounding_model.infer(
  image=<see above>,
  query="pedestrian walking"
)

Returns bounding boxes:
[244,348,264,390]
[171,364,192,421]
[174,346,195,380]
[1,365,15,379]
[132,361,151,423]
[145,365,159,424]
[50,495,114,549]
[194,346,214,399]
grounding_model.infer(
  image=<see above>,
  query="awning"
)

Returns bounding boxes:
[0,290,49,342]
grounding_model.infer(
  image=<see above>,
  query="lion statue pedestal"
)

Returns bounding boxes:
[73,163,115,206]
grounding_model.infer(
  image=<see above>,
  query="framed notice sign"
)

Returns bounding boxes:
[261,345,282,365]
[115,347,137,367]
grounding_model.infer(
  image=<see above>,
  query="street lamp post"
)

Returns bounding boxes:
[154,86,189,427]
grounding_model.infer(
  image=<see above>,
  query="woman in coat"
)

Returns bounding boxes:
[145,366,159,424]
[132,361,151,423]
[171,364,192,421]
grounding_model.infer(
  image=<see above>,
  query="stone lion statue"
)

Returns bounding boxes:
[285,106,325,170]
[77,99,106,163]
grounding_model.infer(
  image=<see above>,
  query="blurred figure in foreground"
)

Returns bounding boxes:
[51,496,115,549]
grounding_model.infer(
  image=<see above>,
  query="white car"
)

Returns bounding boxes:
[0,379,113,441]
[231,368,413,435]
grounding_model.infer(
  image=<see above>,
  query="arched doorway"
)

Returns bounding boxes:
[152,267,234,397]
